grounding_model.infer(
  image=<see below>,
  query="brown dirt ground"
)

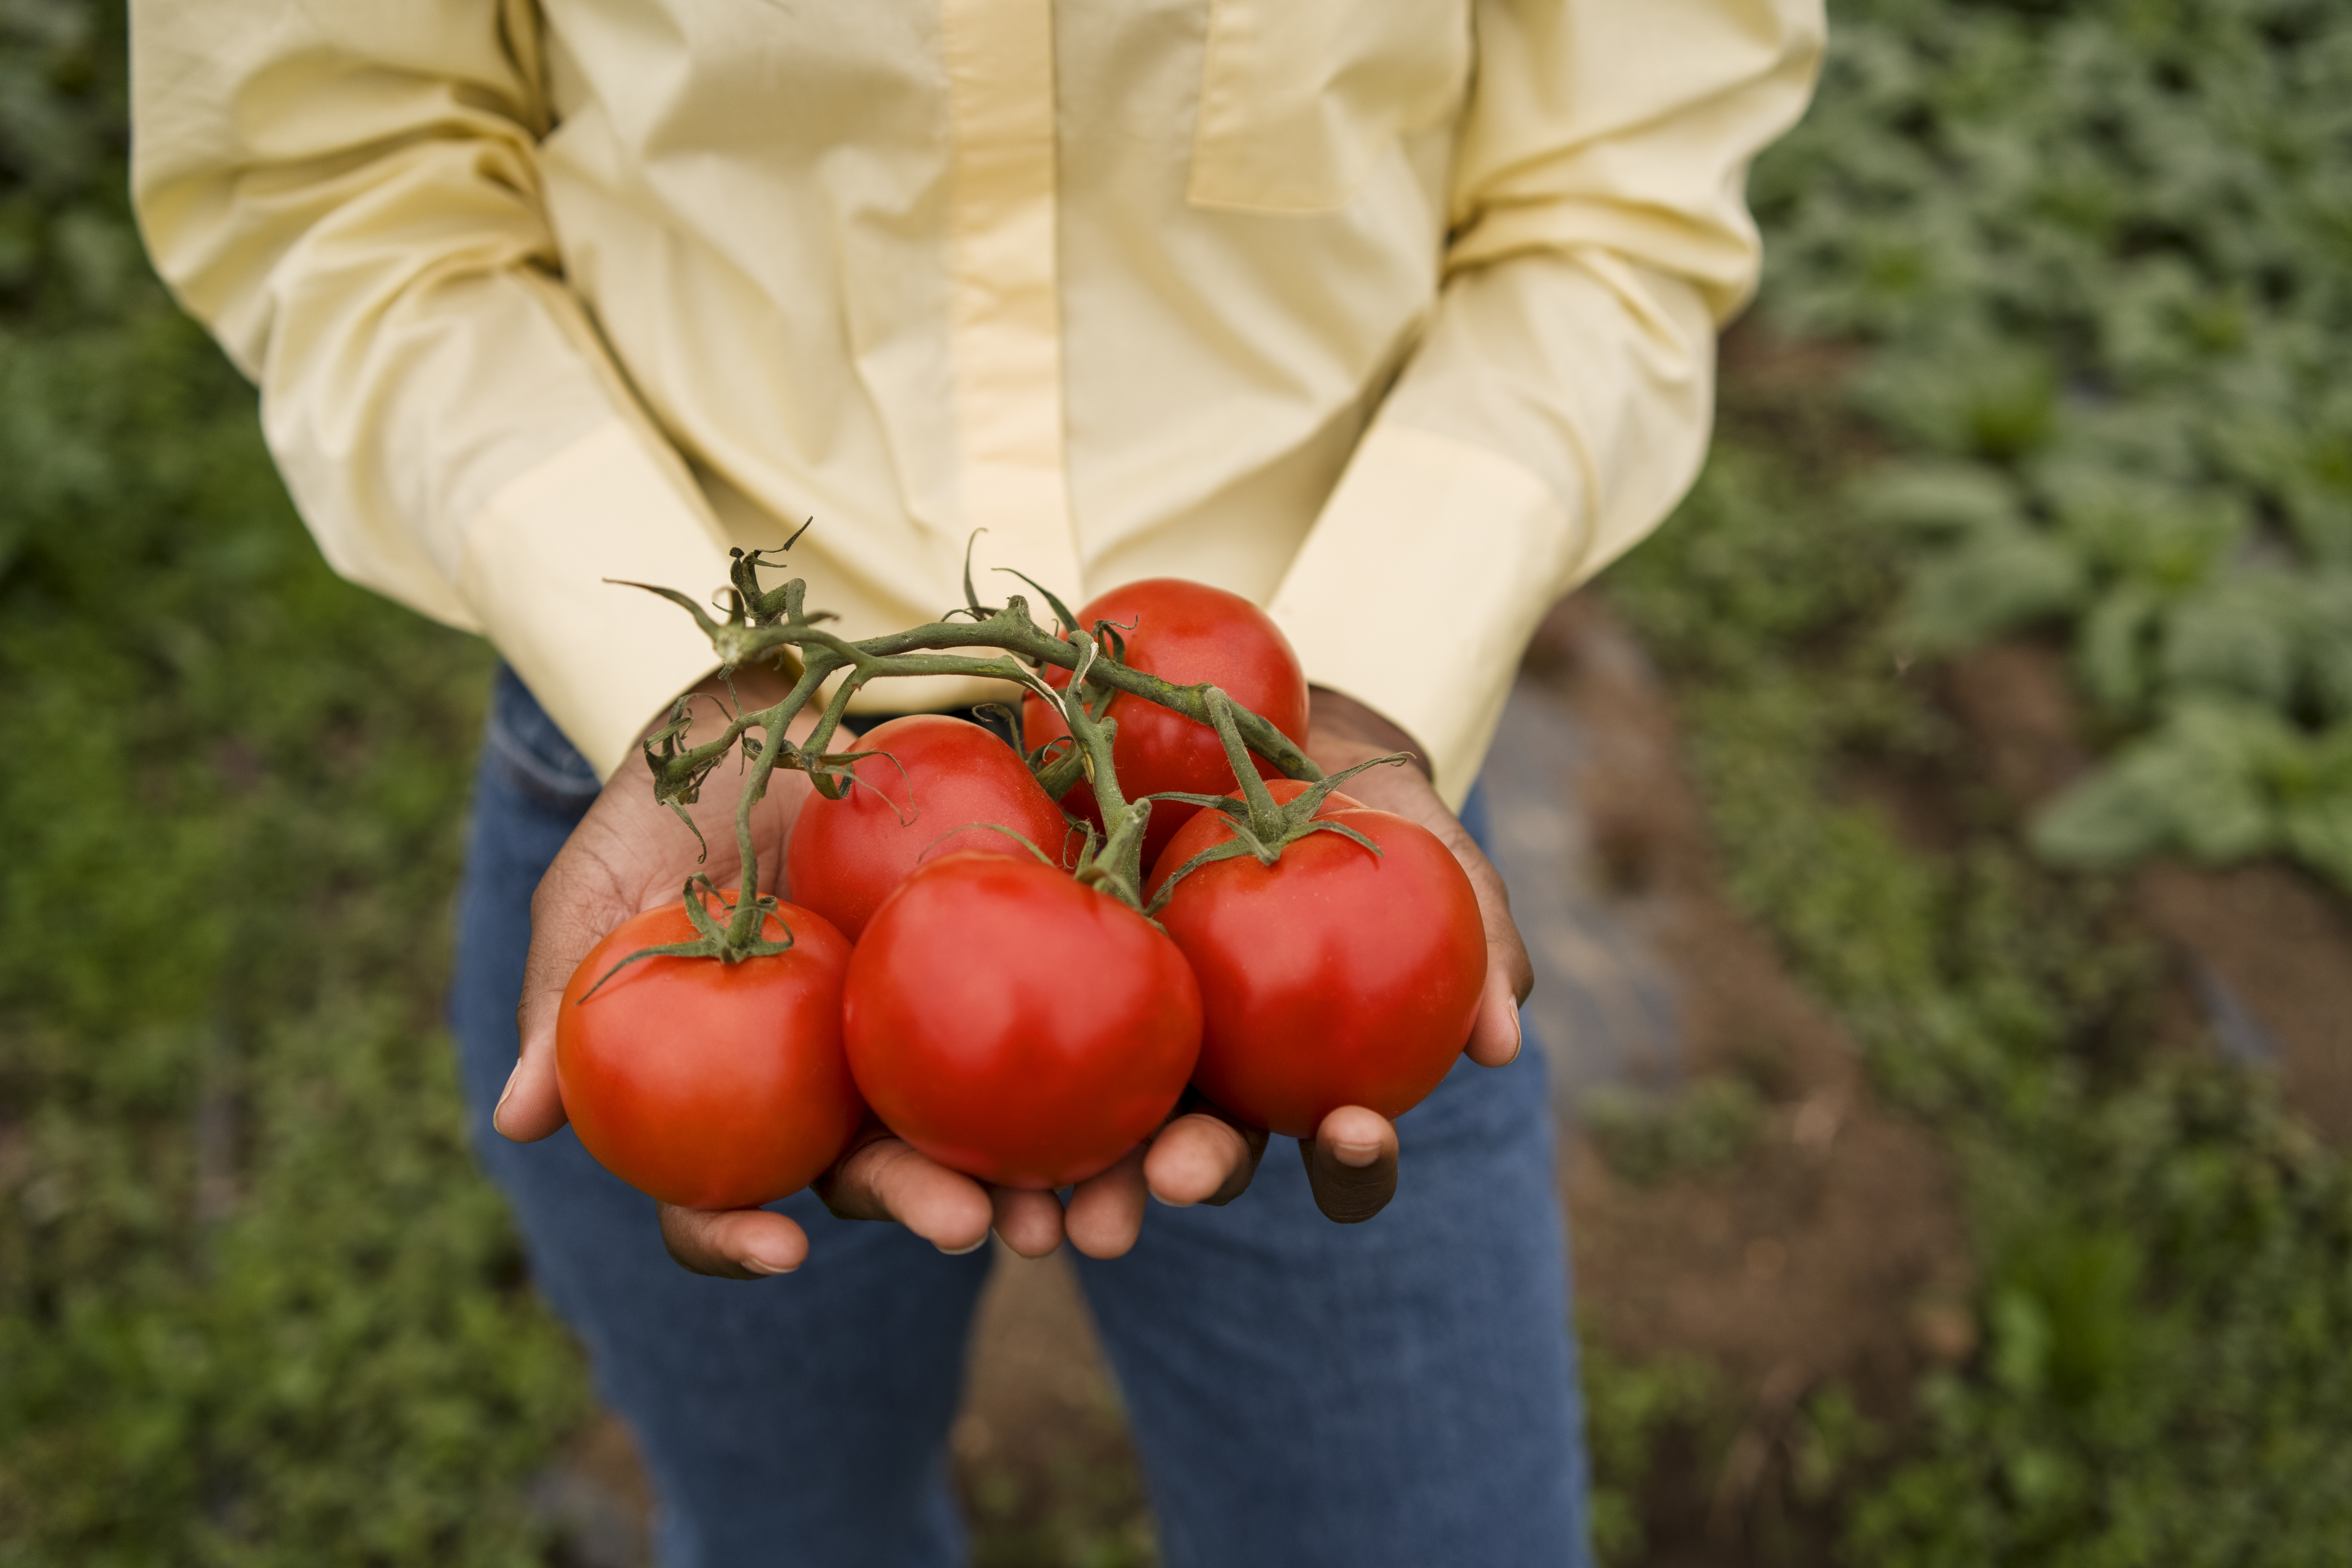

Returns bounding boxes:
[1530,595,1975,1565]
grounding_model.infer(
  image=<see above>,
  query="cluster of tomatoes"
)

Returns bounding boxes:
[554,579,1486,1215]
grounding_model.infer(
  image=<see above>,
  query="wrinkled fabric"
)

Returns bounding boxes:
[133,0,1822,801]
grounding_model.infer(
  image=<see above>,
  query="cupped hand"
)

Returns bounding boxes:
[657,1097,1273,1277]
[1272,686,1537,1224]
[497,665,811,1149]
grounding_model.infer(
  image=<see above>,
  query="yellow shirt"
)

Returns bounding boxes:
[131,0,1822,804]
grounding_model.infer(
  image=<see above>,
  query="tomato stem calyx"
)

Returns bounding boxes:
[1139,690,1412,916]
[576,877,797,1002]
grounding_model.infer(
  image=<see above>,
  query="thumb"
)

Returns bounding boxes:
[1298,1105,1399,1223]
[499,862,632,1142]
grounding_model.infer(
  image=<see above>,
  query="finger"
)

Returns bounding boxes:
[658,1203,811,1278]
[1065,1145,1151,1259]
[496,822,644,1142]
[499,907,607,1142]
[1464,965,1526,1069]
[990,1187,1067,1258]
[1304,745,1535,1062]
[503,677,820,1145]
[1298,1105,1399,1224]
[491,1040,563,1144]
[1144,1111,1267,1207]
[1447,830,1534,1006]
[812,1134,993,1254]
[1426,822,1533,1070]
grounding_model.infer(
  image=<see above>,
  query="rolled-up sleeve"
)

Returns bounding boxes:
[1267,0,1825,805]
[131,2,733,777]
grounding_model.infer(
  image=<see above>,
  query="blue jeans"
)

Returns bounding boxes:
[450,666,1593,1567]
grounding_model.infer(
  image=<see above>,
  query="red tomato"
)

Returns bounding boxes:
[786,714,1073,941]
[842,852,1201,1188]
[1147,798,1485,1138]
[557,895,862,1209]
[1021,578,1310,869]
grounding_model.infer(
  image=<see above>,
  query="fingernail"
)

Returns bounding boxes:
[1333,1141,1383,1169]
[1505,1005,1524,1066]
[744,1255,799,1277]
[937,1236,987,1256]
[492,1063,520,1129]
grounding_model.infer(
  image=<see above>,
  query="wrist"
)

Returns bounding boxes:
[1306,686,1431,779]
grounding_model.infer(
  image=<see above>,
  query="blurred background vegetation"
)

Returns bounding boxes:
[3,0,2348,1564]
[0,2,581,1562]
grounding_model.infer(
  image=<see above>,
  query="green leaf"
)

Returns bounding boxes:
[2158,573,2303,710]
[2298,573,2352,720]
[1899,521,2086,653]
[2031,702,2294,869]
[1851,459,2026,539]
[2075,579,2165,717]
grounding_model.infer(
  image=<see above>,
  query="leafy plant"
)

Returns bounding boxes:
[1579,1336,1723,1566]
[0,2,587,1561]
[1583,1079,1769,1187]
[1756,0,2352,892]
[1610,375,2352,1566]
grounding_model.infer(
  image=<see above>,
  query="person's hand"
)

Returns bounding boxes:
[1283,686,1537,1223]
[657,1096,1273,1276]
[496,662,811,1151]
[499,676,1276,1276]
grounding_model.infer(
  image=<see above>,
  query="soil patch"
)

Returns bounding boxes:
[2134,863,2352,1145]
[1529,593,1975,1562]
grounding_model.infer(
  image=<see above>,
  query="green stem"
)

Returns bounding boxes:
[723,713,790,949]
[1057,648,1151,906]
[722,605,1321,786]
[617,560,1325,961]
[1204,688,1288,843]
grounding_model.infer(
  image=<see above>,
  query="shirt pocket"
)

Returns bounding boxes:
[1187,0,1472,215]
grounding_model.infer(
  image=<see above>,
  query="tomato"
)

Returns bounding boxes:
[1021,578,1310,869]
[842,851,1201,1188]
[557,894,862,1209]
[787,714,1072,941]
[1146,795,1485,1138]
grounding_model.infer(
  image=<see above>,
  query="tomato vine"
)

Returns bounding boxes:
[611,537,1348,969]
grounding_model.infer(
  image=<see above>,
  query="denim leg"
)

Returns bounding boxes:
[1071,785,1593,1568]
[448,668,990,1568]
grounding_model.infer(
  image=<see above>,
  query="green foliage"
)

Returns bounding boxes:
[2033,702,2352,882]
[1850,1067,2352,1567]
[1583,1079,1768,1187]
[1639,22,2352,1544]
[1788,1385,1885,1507]
[964,1446,1161,1568]
[1611,401,2352,1565]
[0,1,585,1560]
[1579,1336,1722,1566]
[1757,0,2352,892]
